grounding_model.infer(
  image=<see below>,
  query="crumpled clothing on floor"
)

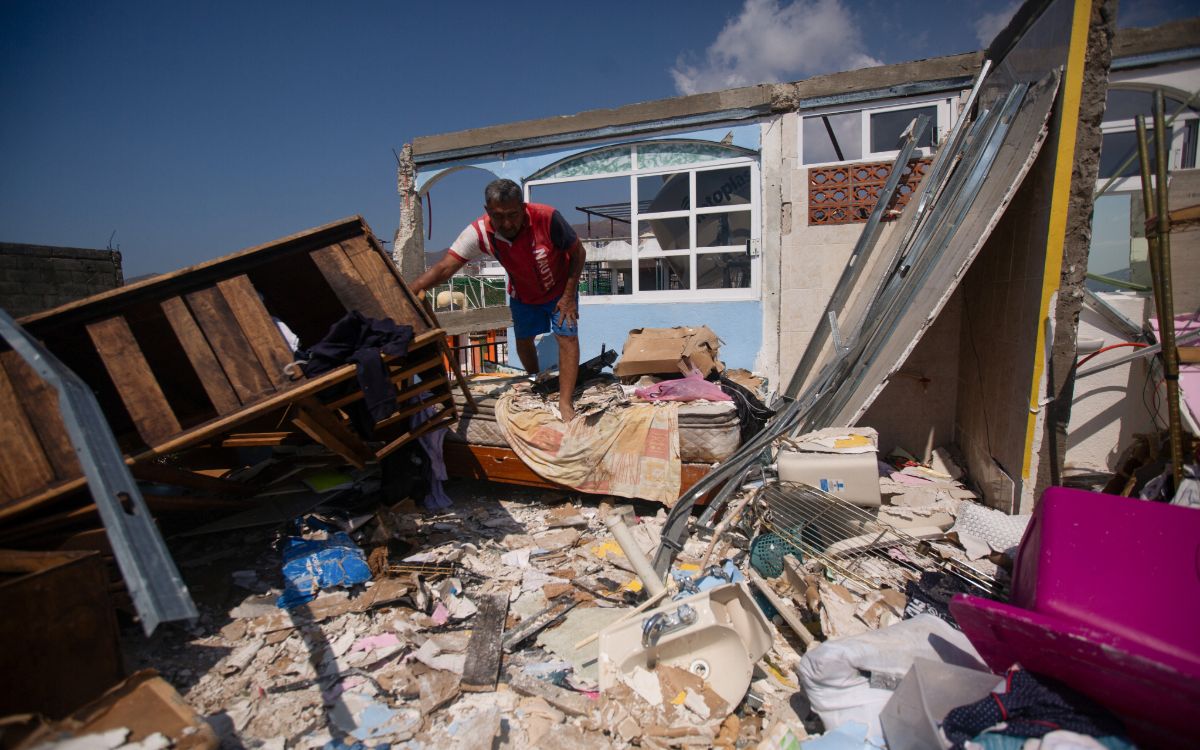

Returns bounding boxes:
[944,666,1127,749]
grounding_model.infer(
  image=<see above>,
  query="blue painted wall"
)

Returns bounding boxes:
[512,300,761,373]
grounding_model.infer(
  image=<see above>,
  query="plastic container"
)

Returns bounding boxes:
[880,658,1000,750]
[951,486,1200,748]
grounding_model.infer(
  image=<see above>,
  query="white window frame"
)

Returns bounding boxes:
[798,93,959,167]
[1094,85,1198,193]
[525,145,760,304]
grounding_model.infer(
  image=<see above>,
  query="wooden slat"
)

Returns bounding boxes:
[310,244,387,319]
[216,275,295,388]
[0,351,81,480]
[161,296,241,414]
[374,404,457,459]
[0,364,57,501]
[326,362,444,410]
[185,287,274,403]
[86,316,181,445]
[130,462,256,497]
[373,391,453,432]
[221,432,296,447]
[292,397,372,469]
[339,237,425,330]
[461,593,510,692]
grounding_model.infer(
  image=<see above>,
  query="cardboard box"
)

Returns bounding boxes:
[612,326,724,378]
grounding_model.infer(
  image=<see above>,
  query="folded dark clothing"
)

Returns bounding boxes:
[944,666,1126,749]
[301,311,415,429]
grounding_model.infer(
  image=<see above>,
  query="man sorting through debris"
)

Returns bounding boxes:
[410,178,586,421]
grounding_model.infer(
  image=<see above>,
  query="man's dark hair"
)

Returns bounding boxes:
[484,178,523,205]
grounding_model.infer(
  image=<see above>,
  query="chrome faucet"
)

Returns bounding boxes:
[641,604,698,649]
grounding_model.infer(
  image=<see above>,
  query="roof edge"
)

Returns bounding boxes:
[410,18,1199,163]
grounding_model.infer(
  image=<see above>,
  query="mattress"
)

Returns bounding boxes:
[448,376,741,463]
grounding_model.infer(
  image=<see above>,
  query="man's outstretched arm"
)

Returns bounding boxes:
[409,252,467,297]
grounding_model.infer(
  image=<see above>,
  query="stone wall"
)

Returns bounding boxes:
[0,243,123,318]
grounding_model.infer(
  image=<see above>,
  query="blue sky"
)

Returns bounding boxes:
[1,0,1195,280]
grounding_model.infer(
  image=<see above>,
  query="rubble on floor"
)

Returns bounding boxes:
[9,438,1162,750]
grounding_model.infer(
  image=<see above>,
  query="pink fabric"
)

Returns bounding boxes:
[1150,313,1200,426]
[635,368,733,403]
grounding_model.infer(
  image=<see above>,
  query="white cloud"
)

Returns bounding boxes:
[974,1,1022,48]
[670,0,882,96]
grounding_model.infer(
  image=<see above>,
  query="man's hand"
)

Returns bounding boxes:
[554,294,578,326]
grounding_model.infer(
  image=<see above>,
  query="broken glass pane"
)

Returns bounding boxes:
[1086,193,1133,291]
[870,106,937,152]
[803,111,861,164]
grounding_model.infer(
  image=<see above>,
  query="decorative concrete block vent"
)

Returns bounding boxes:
[808,158,932,226]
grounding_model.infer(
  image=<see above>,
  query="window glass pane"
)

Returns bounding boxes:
[696,167,752,208]
[1104,89,1195,122]
[1086,194,1133,292]
[697,210,752,248]
[1098,131,1158,178]
[697,252,751,289]
[581,260,631,295]
[639,218,689,253]
[529,176,631,297]
[639,172,689,212]
[536,146,631,179]
[639,256,691,291]
[638,142,746,170]
[803,112,861,163]
[870,106,937,152]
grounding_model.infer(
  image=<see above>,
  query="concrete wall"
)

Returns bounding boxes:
[513,300,762,375]
[0,243,123,318]
[860,291,963,462]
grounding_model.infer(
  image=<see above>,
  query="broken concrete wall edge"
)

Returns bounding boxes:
[1025,0,1117,511]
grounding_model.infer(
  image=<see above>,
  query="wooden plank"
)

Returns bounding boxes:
[221,432,297,447]
[130,462,256,497]
[374,408,457,461]
[161,296,241,414]
[216,275,295,388]
[374,390,453,432]
[292,397,372,469]
[185,286,274,403]
[0,364,57,501]
[326,361,443,410]
[86,316,181,445]
[339,237,425,330]
[0,351,81,480]
[310,244,387,319]
[461,592,510,693]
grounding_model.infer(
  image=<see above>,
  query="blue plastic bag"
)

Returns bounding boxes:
[276,531,372,609]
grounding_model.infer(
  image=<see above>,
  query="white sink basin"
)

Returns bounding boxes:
[597,582,774,709]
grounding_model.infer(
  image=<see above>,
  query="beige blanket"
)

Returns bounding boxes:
[494,384,682,505]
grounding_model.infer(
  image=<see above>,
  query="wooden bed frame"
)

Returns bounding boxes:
[443,441,717,503]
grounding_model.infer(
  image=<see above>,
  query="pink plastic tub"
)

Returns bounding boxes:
[950,486,1200,747]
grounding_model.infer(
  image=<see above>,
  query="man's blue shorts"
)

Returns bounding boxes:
[510,294,578,339]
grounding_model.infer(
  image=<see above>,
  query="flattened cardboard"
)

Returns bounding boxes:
[613,326,724,378]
